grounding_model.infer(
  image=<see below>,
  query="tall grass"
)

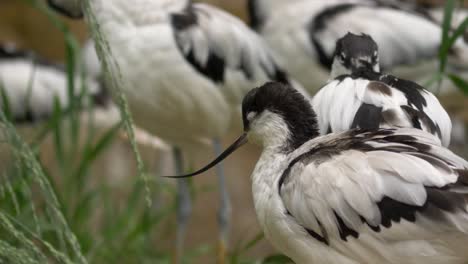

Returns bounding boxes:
[0,0,271,263]
[0,0,174,262]
[82,0,152,208]
[434,0,468,94]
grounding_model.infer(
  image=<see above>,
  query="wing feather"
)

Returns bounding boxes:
[311,4,459,69]
[172,4,291,87]
[280,129,468,249]
[313,74,452,146]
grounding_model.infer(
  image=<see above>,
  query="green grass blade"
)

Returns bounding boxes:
[0,212,47,262]
[121,205,172,246]
[23,0,82,153]
[83,0,151,207]
[64,34,81,153]
[2,212,75,264]
[241,232,264,253]
[19,176,42,236]
[261,254,293,264]
[31,103,75,146]
[0,112,87,264]
[0,240,37,264]
[0,85,12,122]
[70,189,98,229]
[230,231,264,264]
[51,97,66,170]
[439,0,455,73]
[3,174,20,216]
[73,121,121,190]
[447,74,468,95]
[447,17,468,50]
[75,123,121,178]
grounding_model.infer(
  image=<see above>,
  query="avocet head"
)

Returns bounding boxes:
[241,82,318,149]
[47,0,83,19]
[331,33,380,77]
[166,82,318,178]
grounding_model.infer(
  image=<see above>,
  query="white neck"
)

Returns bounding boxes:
[329,58,381,79]
[251,148,288,223]
[249,111,292,152]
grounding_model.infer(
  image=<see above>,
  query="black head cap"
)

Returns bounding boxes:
[334,32,379,70]
[242,82,318,150]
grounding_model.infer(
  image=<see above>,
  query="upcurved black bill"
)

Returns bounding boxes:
[164,133,248,179]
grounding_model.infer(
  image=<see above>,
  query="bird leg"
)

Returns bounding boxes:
[173,147,191,264]
[213,138,231,264]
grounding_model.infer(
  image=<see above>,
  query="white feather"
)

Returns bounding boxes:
[85,0,309,148]
[252,127,468,264]
[312,75,452,146]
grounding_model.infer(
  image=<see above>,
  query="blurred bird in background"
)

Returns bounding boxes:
[0,41,169,149]
[0,42,114,127]
[46,0,309,262]
[79,39,171,152]
[313,33,452,147]
[248,0,468,94]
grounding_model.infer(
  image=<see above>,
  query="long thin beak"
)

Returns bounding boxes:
[163,133,248,178]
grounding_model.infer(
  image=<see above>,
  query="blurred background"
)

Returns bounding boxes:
[0,0,467,263]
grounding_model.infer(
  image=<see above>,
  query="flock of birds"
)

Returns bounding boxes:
[0,0,467,263]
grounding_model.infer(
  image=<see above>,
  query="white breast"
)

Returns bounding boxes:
[251,148,365,264]
[90,1,231,147]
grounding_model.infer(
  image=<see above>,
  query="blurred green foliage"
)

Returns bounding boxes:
[436,0,468,94]
[0,0,272,263]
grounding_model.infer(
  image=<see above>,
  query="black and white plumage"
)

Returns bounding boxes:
[0,42,169,151]
[313,33,452,147]
[47,0,308,261]
[329,32,380,78]
[0,42,111,124]
[170,3,307,109]
[47,0,307,145]
[80,39,171,151]
[248,0,468,93]
[171,82,468,264]
[274,129,468,264]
